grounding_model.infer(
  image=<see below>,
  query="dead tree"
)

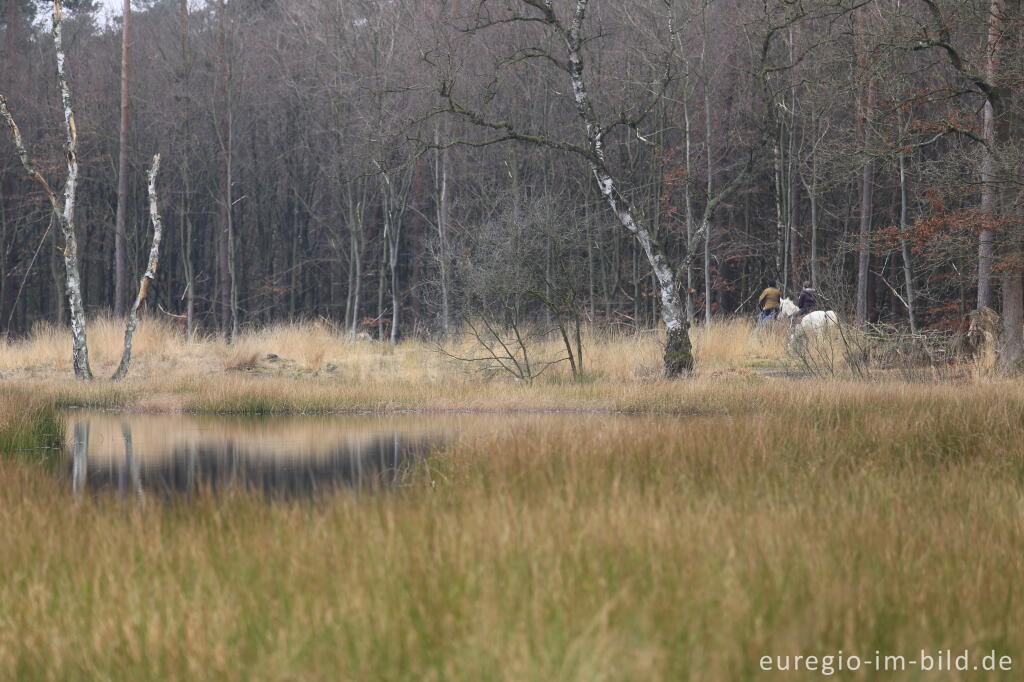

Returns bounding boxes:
[0,0,92,379]
[112,155,164,381]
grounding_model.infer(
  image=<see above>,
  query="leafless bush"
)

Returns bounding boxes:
[783,319,967,380]
[443,191,587,381]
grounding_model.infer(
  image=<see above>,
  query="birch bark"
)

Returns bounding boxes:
[0,1,92,379]
[112,155,164,381]
[561,0,693,374]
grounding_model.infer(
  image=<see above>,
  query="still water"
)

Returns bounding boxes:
[62,410,452,500]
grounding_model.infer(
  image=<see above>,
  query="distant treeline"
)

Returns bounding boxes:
[0,0,1020,342]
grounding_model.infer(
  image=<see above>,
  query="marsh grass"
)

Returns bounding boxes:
[0,390,63,469]
[1,381,1023,680]
[0,316,779,383]
[0,317,793,415]
[0,322,1020,680]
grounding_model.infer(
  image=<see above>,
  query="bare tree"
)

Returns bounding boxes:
[0,0,92,379]
[441,0,750,376]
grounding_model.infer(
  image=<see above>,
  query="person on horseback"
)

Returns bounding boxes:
[796,281,816,319]
[758,280,782,322]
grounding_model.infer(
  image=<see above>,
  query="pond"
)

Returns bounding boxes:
[61,410,454,501]
[60,410,641,501]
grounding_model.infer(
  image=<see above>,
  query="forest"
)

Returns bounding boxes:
[1,0,1022,372]
[5,4,1024,678]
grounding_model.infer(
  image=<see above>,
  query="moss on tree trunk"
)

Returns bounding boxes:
[664,325,694,377]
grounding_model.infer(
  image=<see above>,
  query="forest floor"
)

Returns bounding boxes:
[1,320,1021,680]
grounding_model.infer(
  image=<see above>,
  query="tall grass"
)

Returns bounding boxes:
[0,318,793,414]
[0,320,1018,679]
[0,316,783,382]
[0,383,1023,680]
[0,387,63,469]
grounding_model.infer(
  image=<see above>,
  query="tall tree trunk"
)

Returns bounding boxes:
[562,2,692,374]
[683,96,695,324]
[855,14,875,327]
[977,0,1005,310]
[179,0,195,338]
[807,130,819,288]
[856,157,873,326]
[703,77,713,324]
[773,137,785,286]
[216,0,235,341]
[388,221,400,345]
[55,3,91,379]
[898,153,916,333]
[434,124,451,336]
[997,35,1023,372]
[702,6,713,325]
[113,0,131,317]
[376,239,385,340]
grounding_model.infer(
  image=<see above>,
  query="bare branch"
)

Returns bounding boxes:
[0,96,61,214]
[912,0,992,99]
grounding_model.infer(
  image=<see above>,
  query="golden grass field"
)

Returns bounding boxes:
[0,319,1022,680]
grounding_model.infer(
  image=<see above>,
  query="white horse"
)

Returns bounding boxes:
[779,298,838,346]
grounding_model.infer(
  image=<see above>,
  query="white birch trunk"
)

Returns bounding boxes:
[562,0,692,374]
[113,155,164,381]
[0,1,92,379]
[702,7,713,324]
[54,1,92,379]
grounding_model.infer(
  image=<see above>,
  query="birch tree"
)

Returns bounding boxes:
[0,0,92,379]
[112,155,164,381]
[443,0,748,375]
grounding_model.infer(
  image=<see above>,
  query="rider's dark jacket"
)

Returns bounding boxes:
[797,288,816,314]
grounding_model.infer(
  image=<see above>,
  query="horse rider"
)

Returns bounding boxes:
[758,280,782,322]
[796,281,816,319]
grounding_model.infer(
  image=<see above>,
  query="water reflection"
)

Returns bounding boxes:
[63,412,443,501]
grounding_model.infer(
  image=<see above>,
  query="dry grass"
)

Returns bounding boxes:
[0,321,1019,680]
[0,317,990,416]
[0,316,787,385]
[1,381,1023,680]
[0,317,791,414]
